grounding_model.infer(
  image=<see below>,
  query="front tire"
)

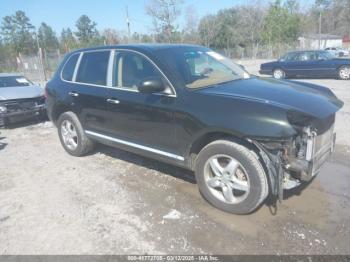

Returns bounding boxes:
[195,140,268,214]
[273,68,285,79]
[57,111,95,156]
[338,66,350,80]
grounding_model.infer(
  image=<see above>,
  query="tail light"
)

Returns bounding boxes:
[44,84,48,99]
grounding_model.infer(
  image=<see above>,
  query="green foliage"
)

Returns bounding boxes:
[75,15,99,44]
[1,10,36,54]
[38,22,59,51]
[60,28,78,52]
[261,0,301,45]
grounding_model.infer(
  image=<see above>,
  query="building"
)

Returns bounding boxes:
[343,37,350,49]
[298,34,343,49]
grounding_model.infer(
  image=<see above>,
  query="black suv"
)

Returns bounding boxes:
[46,44,343,214]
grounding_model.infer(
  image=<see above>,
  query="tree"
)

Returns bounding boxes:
[75,15,99,43]
[261,0,301,45]
[102,28,120,45]
[198,14,217,47]
[182,5,199,43]
[60,28,78,52]
[38,22,59,51]
[0,10,36,54]
[145,0,183,43]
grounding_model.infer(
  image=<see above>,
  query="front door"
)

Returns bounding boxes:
[105,50,178,157]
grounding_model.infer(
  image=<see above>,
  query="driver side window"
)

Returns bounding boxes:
[113,51,166,91]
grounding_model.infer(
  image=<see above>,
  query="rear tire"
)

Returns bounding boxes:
[273,68,285,79]
[195,140,268,214]
[338,66,350,80]
[57,111,95,156]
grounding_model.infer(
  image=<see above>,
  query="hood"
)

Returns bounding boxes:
[0,85,44,101]
[198,77,343,119]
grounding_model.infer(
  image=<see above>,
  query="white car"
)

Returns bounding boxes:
[325,47,349,57]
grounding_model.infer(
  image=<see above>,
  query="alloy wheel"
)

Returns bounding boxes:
[339,67,350,80]
[61,120,78,150]
[203,154,250,204]
[273,69,285,79]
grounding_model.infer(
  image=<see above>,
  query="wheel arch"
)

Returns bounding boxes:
[50,104,72,125]
[186,131,264,170]
[186,130,278,198]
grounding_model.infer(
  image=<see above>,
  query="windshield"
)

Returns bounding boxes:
[183,51,249,89]
[156,48,249,89]
[0,76,33,88]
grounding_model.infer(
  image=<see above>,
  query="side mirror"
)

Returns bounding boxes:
[138,78,165,94]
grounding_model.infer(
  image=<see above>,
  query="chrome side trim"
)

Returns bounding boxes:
[85,130,185,161]
[107,50,115,87]
[72,52,83,82]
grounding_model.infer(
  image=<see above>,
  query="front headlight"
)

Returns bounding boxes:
[0,105,7,113]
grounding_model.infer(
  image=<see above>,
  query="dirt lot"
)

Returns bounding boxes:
[0,61,350,254]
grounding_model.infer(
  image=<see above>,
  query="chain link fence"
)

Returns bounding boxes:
[0,49,63,85]
[215,43,301,60]
[0,43,301,84]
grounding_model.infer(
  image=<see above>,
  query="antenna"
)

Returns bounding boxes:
[126,6,131,41]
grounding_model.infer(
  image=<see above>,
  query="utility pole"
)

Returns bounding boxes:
[34,32,47,82]
[126,6,131,42]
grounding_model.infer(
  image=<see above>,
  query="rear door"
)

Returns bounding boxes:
[69,50,111,133]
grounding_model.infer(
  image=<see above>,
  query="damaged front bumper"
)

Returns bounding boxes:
[0,97,46,126]
[252,120,336,202]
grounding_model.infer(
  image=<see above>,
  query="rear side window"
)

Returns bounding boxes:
[62,53,79,81]
[76,51,110,86]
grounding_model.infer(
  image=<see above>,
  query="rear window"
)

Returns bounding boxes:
[62,53,79,81]
[76,51,110,86]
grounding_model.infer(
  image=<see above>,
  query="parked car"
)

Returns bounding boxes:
[46,44,343,214]
[325,47,349,57]
[0,73,46,127]
[259,50,350,80]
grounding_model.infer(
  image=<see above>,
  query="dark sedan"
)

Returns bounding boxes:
[260,50,350,80]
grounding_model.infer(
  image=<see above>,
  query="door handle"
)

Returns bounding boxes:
[107,98,120,104]
[68,91,79,97]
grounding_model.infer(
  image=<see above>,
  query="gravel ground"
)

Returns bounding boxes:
[0,60,350,254]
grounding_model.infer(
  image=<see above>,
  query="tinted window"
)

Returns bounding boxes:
[282,52,299,61]
[62,53,79,81]
[318,51,334,59]
[76,51,110,86]
[116,52,164,90]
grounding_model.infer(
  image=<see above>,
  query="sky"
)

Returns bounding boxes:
[0,0,256,36]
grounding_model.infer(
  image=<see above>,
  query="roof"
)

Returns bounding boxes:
[71,43,206,53]
[300,34,342,40]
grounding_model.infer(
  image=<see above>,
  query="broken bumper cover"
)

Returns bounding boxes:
[288,130,336,181]
[0,97,46,126]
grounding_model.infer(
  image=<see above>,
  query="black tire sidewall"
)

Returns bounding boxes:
[195,141,266,214]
